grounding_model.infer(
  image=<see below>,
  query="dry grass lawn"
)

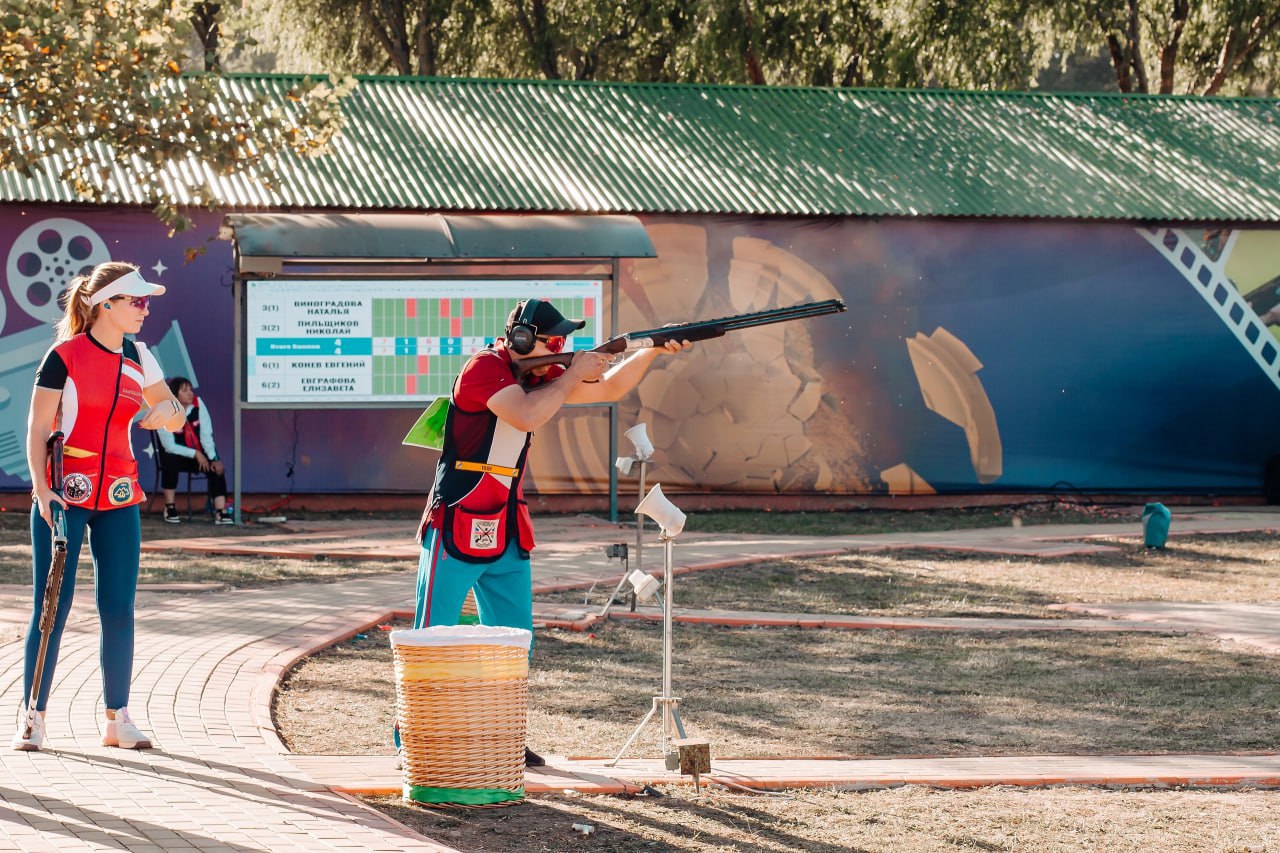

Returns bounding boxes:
[275,529,1280,852]
[278,616,1280,760]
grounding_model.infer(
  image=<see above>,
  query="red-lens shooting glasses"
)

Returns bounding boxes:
[538,335,566,353]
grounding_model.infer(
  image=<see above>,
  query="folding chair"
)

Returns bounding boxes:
[149,431,207,519]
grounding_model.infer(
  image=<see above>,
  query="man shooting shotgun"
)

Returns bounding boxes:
[512,299,847,380]
[410,297,694,767]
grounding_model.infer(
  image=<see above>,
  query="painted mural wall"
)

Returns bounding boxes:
[1,204,1277,498]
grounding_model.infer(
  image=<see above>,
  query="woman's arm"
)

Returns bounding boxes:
[27,387,63,527]
[138,381,186,432]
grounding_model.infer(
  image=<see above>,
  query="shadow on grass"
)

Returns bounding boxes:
[661,554,1066,617]
[532,623,1280,757]
[371,790,864,853]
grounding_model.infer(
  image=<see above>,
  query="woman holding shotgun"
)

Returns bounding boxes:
[13,262,185,751]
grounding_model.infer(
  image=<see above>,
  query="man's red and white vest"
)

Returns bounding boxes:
[54,335,147,510]
[423,349,539,562]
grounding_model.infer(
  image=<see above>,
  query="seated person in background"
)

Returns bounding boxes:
[157,376,232,524]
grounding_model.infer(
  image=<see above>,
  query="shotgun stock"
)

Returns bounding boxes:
[513,299,846,380]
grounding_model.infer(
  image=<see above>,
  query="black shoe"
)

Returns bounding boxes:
[524,746,545,767]
[214,510,234,526]
[163,505,180,523]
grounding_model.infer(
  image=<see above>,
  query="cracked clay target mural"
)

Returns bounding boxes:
[524,216,1280,497]
[2,208,1277,497]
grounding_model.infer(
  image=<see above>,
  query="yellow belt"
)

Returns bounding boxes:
[454,461,520,477]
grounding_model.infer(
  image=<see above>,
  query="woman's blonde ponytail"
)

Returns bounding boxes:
[54,276,92,342]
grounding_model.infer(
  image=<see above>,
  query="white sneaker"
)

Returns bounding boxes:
[102,707,152,749]
[11,706,44,751]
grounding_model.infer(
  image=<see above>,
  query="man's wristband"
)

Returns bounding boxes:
[169,399,182,416]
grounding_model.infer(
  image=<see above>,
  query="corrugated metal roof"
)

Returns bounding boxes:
[5,76,1280,221]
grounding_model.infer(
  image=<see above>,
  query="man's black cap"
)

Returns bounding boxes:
[508,300,586,337]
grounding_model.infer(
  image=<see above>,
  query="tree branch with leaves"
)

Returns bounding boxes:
[1,0,353,233]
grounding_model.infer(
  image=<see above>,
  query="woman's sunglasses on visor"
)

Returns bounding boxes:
[110,295,151,310]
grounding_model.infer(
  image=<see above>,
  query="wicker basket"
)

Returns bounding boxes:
[391,625,532,808]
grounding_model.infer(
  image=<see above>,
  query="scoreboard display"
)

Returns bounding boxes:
[246,279,604,404]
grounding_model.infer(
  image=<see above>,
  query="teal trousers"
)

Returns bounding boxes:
[413,527,534,648]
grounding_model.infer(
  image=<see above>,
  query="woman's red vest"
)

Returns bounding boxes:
[53,335,147,510]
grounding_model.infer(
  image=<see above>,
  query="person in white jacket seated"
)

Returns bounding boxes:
[156,376,233,524]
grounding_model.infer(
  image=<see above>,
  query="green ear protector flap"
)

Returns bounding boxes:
[507,299,541,355]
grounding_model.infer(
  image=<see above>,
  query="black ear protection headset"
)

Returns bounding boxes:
[507,299,541,355]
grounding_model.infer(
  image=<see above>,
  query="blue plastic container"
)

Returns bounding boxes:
[1141,502,1171,548]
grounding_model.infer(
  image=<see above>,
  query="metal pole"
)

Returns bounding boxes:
[608,258,620,523]
[608,403,618,523]
[634,459,645,590]
[661,533,673,745]
[231,253,243,526]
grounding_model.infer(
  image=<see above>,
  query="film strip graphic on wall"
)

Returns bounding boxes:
[1138,226,1280,393]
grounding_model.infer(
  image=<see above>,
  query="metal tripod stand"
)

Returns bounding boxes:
[609,531,686,766]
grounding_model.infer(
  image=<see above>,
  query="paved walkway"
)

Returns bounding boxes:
[0,507,1276,850]
[0,575,448,851]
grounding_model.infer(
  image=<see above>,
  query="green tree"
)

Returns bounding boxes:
[1,0,353,232]
[646,0,1280,93]
[918,0,1280,95]
[686,1,913,87]
[499,0,703,81]
[230,0,1280,95]
[242,0,494,77]
[191,1,221,71]
[246,0,700,82]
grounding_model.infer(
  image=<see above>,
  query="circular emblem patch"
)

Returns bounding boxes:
[107,477,134,506]
[61,473,92,504]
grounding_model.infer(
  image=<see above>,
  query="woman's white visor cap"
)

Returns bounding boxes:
[90,270,166,305]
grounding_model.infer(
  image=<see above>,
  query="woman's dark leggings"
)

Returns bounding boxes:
[22,503,140,711]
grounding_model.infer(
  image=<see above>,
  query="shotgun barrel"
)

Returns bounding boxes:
[515,299,846,379]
